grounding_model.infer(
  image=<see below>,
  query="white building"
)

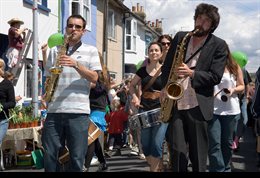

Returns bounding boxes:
[0,0,59,104]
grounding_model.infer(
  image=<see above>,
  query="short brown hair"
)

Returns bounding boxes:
[67,15,86,29]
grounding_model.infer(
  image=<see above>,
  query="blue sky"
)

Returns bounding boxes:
[124,0,260,73]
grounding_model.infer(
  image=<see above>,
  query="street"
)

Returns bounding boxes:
[2,127,259,172]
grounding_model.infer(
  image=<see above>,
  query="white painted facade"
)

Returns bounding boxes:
[0,0,59,102]
[124,21,146,65]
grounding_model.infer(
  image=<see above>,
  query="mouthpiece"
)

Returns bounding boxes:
[193,28,200,34]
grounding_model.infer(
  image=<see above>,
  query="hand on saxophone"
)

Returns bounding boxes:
[59,55,77,68]
[160,88,167,104]
[177,63,194,79]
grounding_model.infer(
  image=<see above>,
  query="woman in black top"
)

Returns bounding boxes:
[129,42,168,172]
[84,71,109,172]
[0,58,16,145]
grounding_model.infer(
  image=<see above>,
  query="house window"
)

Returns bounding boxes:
[109,72,117,81]
[23,0,51,12]
[71,0,91,31]
[108,9,116,39]
[125,18,137,52]
[145,33,153,56]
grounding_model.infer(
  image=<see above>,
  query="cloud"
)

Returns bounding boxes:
[124,0,260,73]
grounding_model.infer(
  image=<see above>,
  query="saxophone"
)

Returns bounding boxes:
[159,29,199,122]
[44,34,72,103]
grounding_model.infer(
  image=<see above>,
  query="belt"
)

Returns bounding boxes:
[142,91,160,100]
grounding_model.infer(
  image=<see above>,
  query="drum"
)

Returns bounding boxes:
[129,108,161,130]
[88,120,102,145]
[58,120,102,165]
[58,146,69,165]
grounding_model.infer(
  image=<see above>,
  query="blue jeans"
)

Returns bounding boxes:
[0,119,9,145]
[42,113,89,172]
[240,98,248,125]
[141,122,168,158]
[208,114,239,172]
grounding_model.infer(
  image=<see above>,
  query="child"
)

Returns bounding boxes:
[105,99,128,157]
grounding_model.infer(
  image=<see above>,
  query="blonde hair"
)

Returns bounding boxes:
[0,58,6,77]
[111,99,120,111]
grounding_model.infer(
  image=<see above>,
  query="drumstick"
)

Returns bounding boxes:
[214,88,224,97]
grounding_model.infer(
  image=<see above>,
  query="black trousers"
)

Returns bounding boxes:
[84,138,106,168]
[166,106,208,172]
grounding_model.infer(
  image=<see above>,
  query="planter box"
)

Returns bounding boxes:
[17,153,33,166]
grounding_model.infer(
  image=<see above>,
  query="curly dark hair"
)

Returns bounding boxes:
[194,3,220,33]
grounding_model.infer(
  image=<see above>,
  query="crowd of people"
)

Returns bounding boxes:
[1,2,260,173]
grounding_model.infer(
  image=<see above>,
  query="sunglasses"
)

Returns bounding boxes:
[67,24,83,30]
[214,88,231,102]
[161,42,171,46]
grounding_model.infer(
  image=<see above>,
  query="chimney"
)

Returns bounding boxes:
[132,6,136,12]
[137,3,140,12]
[133,3,146,20]
[140,6,144,12]
[156,19,159,28]
[147,20,150,26]
[154,20,163,34]
[159,21,162,28]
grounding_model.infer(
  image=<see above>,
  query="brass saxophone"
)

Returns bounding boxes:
[44,34,72,103]
[159,29,199,122]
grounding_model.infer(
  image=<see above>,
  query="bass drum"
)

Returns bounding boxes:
[58,120,102,167]
[129,108,161,130]
[88,119,102,145]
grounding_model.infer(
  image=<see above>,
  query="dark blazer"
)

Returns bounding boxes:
[251,67,260,118]
[161,31,227,120]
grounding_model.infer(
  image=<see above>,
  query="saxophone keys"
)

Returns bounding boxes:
[50,67,63,74]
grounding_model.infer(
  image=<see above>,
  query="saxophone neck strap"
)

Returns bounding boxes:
[66,41,82,56]
[184,34,211,64]
[143,66,161,92]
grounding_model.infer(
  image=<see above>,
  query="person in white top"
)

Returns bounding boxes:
[208,44,244,172]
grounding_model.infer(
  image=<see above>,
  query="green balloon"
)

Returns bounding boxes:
[231,51,248,67]
[105,105,110,114]
[47,33,64,48]
[136,60,144,70]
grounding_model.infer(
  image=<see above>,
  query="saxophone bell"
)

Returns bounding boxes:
[166,82,184,100]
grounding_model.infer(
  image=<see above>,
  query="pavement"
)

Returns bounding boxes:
[231,127,260,172]
[1,127,260,172]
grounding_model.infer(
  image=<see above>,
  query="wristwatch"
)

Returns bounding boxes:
[74,61,80,69]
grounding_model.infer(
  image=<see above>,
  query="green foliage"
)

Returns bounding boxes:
[1,103,13,120]
[9,104,36,124]
[9,106,22,124]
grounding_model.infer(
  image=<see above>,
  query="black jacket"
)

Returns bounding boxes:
[161,32,227,120]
